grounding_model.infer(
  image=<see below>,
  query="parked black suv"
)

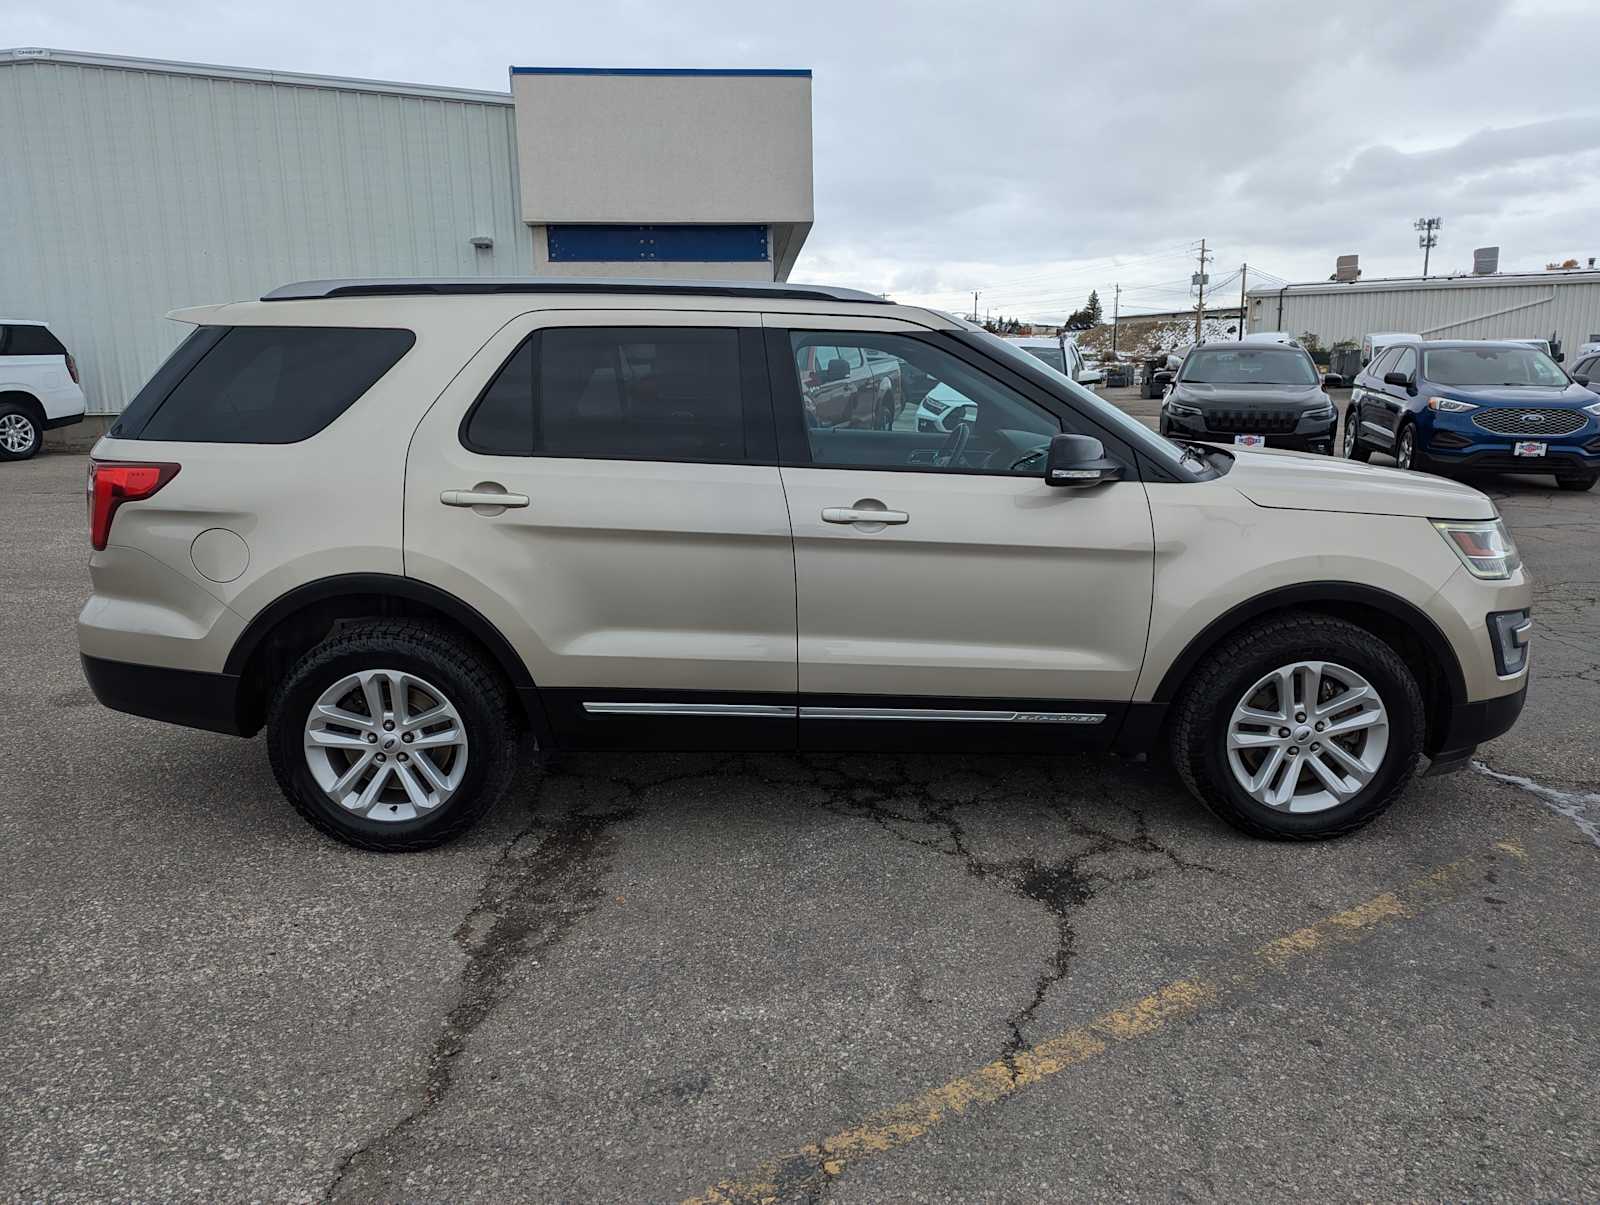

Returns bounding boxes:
[1159,343,1336,453]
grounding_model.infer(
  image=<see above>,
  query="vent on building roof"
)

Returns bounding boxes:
[1473,246,1499,275]
[1334,254,1360,282]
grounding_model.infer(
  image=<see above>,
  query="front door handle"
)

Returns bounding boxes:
[822,505,909,525]
[441,487,530,509]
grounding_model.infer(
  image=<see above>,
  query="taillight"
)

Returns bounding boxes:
[65,352,80,384]
[88,461,180,551]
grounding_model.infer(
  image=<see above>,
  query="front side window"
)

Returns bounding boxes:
[1392,348,1417,382]
[1423,346,1569,387]
[1369,347,1402,379]
[786,332,1059,474]
[1179,347,1318,386]
[465,327,748,462]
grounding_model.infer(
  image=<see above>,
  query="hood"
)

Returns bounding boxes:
[1431,382,1594,407]
[1225,446,1495,519]
[1175,382,1324,408]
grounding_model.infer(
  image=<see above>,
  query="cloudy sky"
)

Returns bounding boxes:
[10,0,1600,320]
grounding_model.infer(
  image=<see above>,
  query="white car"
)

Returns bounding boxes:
[1006,335,1102,386]
[0,319,86,459]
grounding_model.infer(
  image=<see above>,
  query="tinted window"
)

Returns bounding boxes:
[1022,345,1067,372]
[1180,347,1317,385]
[462,339,535,455]
[1577,357,1600,378]
[1423,346,1569,387]
[1369,347,1402,378]
[536,327,745,461]
[134,326,413,443]
[1392,348,1417,382]
[788,331,1059,474]
[1,325,66,357]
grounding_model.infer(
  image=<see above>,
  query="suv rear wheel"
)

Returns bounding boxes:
[1169,613,1424,840]
[0,401,41,461]
[266,620,518,850]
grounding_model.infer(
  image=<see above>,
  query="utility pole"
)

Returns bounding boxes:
[1193,239,1211,344]
[1111,283,1121,355]
[1238,262,1247,339]
[972,291,980,323]
[1414,217,1442,279]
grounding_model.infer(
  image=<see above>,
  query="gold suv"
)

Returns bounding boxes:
[79,279,1530,849]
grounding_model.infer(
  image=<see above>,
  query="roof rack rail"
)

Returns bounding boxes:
[262,277,890,304]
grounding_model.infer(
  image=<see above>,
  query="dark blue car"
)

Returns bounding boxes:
[1345,339,1600,491]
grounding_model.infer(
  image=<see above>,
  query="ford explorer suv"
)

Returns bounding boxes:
[80,279,1530,850]
[1346,339,1600,490]
[1,319,86,459]
[1159,342,1336,453]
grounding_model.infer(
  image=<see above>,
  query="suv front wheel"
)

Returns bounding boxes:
[266,621,518,850]
[1170,613,1425,840]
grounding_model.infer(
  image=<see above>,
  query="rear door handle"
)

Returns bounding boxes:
[441,488,530,509]
[822,506,909,525]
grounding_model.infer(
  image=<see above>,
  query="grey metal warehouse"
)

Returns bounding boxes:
[1246,269,1600,358]
[0,48,814,414]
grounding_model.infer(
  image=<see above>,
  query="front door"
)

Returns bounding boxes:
[766,317,1156,752]
[404,310,798,750]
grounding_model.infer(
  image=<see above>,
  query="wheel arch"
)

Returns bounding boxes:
[1150,582,1467,754]
[0,389,46,424]
[224,573,549,741]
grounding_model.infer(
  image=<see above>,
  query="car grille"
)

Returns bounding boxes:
[1471,407,1588,437]
[1203,409,1301,433]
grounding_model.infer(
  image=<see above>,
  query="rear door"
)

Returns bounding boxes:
[403,310,798,751]
[766,316,1155,752]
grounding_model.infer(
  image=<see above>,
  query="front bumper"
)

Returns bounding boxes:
[1163,407,1336,452]
[1421,411,1600,476]
[1424,683,1527,775]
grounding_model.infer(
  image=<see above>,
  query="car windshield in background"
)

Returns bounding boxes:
[1022,346,1066,372]
[1180,347,1317,386]
[1424,346,1569,387]
[963,328,1217,478]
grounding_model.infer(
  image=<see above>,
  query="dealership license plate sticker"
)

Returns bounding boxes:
[1234,434,1266,448]
[1514,441,1547,457]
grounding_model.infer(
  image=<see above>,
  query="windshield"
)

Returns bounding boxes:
[1021,345,1066,372]
[1423,346,1568,387]
[1179,347,1317,386]
[961,328,1217,478]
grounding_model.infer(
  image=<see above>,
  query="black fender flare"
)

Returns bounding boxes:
[224,572,548,735]
[1151,581,1468,709]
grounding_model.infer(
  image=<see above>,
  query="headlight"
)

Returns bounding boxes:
[1302,403,1335,420]
[1583,400,1600,416]
[921,397,949,415]
[1165,400,1201,417]
[1432,518,1521,580]
[1428,397,1478,412]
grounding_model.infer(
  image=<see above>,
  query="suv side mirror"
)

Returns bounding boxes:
[1321,373,1342,388]
[1383,370,1412,390]
[822,360,848,383]
[1575,374,1591,386]
[1044,433,1122,488]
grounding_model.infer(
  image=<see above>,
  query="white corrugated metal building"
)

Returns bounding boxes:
[1246,270,1600,358]
[0,48,814,414]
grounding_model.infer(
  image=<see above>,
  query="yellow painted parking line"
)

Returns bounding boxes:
[686,839,1526,1205]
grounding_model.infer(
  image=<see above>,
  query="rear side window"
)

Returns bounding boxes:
[126,326,414,443]
[462,327,750,462]
[1,325,67,356]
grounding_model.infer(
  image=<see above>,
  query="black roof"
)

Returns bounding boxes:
[262,277,889,304]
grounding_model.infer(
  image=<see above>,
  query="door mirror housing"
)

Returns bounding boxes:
[1575,374,1591,386]
[1044,433,1122,488]
[1383,370,1412,390]
[822,360,848,383]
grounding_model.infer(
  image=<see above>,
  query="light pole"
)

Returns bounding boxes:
[1414,217,1442,279]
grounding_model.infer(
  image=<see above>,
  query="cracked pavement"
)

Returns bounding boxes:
[4,433,1599,1202]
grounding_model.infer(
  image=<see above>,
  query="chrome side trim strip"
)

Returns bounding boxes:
[582,702,797,718]
[799,707,1105,724]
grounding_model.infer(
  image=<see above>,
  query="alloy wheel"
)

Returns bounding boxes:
[1225,660,1389,813]
[1396,428,1414,470]
[1342,415,1357,457]
[303,668,469,822]
[0,413,37,454]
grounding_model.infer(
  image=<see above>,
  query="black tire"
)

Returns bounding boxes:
[1394,422,1428,473]
[0,401,42,461]
[1556,473,1598,492]
[266,620,518,851]
[1341,407,1371,462]
[1169,612,1425,841]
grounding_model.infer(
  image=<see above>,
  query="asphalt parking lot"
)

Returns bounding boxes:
[4,413,1599,1201]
